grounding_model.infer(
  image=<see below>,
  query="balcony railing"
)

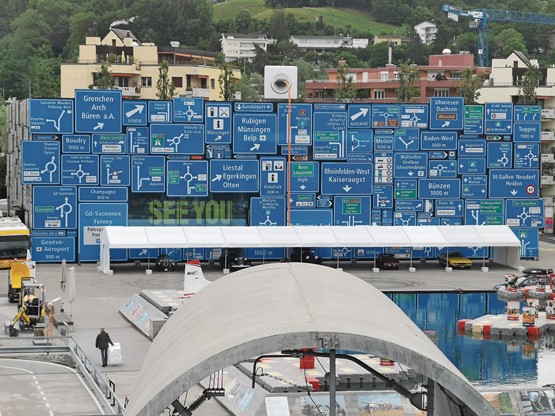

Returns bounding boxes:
[116,86,141,97]
[541,175,555,185]
[541,130,555,141]
[542,108,555,119]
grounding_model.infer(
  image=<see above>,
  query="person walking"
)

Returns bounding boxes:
[95,328,114,367]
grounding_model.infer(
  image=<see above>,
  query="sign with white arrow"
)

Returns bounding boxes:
[347,104,371,128]
[488,169,539,198]
[321,162,373,195]
[123,101,147,125]
[429,97,463,129]
[393,153,427,178]
[233,113,277,154]
[75,89,122,133]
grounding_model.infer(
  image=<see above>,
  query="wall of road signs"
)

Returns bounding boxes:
[23,91,543,262]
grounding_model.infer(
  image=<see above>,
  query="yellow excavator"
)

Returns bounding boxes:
[7,260,35,303]
[5,281,45,337]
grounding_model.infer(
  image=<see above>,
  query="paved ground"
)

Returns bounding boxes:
[0,242,554,415]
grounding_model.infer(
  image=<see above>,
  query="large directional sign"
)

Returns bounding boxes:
[393,129,419,151]
[429,97,463,129]
[347,104,371,128]
[260,157,286,196]
[372,104,400,128]
[513,228,540,259]
[485,103,513,134]
[458,157,486,175]
[506,199,544,228]
[347,129,373,156]
[250,197,286,226]
[513,122,541,142]
[100,155,130,186]
[123,101,147,125]
[167,160,208,197]
[22,141,60,184]
[62,135,91,153]
[461,175,487,198]
[393,153,427,178]
[514,143,539,169]
[395,199,424,212]
[33,186,77,229]
[75,89,122,133]
[321,162,372,195]
[334,196,371,225]
[29,99,74,134]
[205,102,232,144]
[465,199,504,225]
[487,142,513,168]
[394,212,416,226]
[92,134,127,154]
[313,111,348,159]
[277,103,312,145]
[131,156,165,193]
[127,126,149,154]
[61,155,99,185]
[436,199,464,217]
[463,105,484,134]
[514,105,542,121]
[233,113,277,154]
[489,169,539,198]
[31,236,75,262]
[150,124,204,154]
[173,97,203,123]
[148,101,172,123]
[210,159,259,193]
[420,131,457,150]
[290,162,319,192]
[400,104,428,128]
[418,179,460,199]
[373,185,393,209]
[79,187,128,202]
[429,160,457,177]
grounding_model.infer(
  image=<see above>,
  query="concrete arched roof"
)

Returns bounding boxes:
[124,263,497,416]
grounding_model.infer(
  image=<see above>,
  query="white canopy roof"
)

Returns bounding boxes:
[98,225,521,274]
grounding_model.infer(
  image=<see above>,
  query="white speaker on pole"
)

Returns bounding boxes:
[264,66,298,99]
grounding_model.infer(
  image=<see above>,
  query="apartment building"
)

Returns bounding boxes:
[220,33,275,62]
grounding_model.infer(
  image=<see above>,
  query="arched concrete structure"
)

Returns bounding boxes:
[124,263,498,416]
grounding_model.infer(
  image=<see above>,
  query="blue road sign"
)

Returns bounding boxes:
[334,196,371,226]
[250,197,286,226]
[420,131,457,150]
[506,199,544,228]
[393,153,427,178]
[440,217,463,225]
[148,101,172,123]
[290,162,319,192]
[458,246,489,260]
[347,129,373,156]
[167,160,208,197]
[92,134,127,154]
[128,248,159,260]
[22,141,60,184]
[61,155,99,185]
[459,139,486,157]
[393,129,419,151]
[354,247,384,259]
[412,247,436,259]
[463,104,484,134]
[210,159,259,193]
[233,113,277,154]
[131,156,165,193]
[290,193,316,208]
[394,179,417,200]
[75,89,122,133]
[373,185,393,209]
[419,179,460,199]
[487,142,513,168]
[205,102,232,144]
[317,195,332,208]
[33,186,77,229]
[205,145,231,159]
[382,209,393,225]
[313,111,347,159]
[150,124,204,154]
[514,122,541,142]
[100,155,130,186]
[79,203,128,261]
[461,175,487,198]
[123,101,147,125]
[436,199,464,217]
[347,104,371,128]
[429,97,463,129]
[514,105,542,121]
[464,199,504,225]
[314,103,346,111]
[234,102,273,112]
[395,199,424,212]
[514,143,539,169]
[372,104,400,128]
[31,236,75,262]
[173,97,203,123]
[260,157,286,197]
[485,103,513,134]
[400,104,428,128]
[373,133,393,152]
[458,157,486,175]
[513,228,539,259]
[78,187,128,202]
[321,162,372,195]
[428,150,456,160]
[62,135,91,153]
[278,103,312,145]
[30,99,74,134]
[290,209,332,226]
[394,212,416,226]
[428,160,457,177]
[281,146,308,156]
[374,154,393,184]
[127,126,149,154]
[32,135,57,141]
[489,169,539,198]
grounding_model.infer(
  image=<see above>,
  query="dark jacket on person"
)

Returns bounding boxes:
[95,330,113,349]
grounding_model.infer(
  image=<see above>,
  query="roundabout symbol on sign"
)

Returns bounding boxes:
[526,184,536,195]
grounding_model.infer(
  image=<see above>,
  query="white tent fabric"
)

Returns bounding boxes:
[98,225,522,274]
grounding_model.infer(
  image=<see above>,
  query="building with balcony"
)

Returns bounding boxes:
[220,33,275,63]
[61,28,240,101]
[414,21,437,45]
[289,35,369,51]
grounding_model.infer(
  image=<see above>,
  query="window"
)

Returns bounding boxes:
[172,77,183,88]
[141,77,152,87]
[200,78,207,89]
[373,89,385,100]
[434,88,450,97]
[113,77,129,88]
[210,79,215,89]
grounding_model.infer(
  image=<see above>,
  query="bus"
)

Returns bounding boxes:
[0,216,31,269]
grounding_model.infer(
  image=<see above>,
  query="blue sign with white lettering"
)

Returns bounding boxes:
[321,162,372,195]
[205,145,231,159]
[32,135,57,141]
[233,113,277,154]
[150,124,204,154]
[281,145,308,156]
[512,228,539,259]
[167,160,208,197]
[22,141,60,184]
[30,99,74,134]
[100,155,130,186]
[394,179,417,199]
[420,131,457,150]
[313,111,348,159]
[210,159,259,193]
[334,196,371,226]
[435,199,464,217]
[514,143,539,169]
[126,126,149,154]
[290,162,319,192]
[393,128,419,151]
[128,248,159,260]
[290,193,316,208]
[123,101,147,125]
[428,160,457,177]
[277,103,312,145]
[428,150,456,160]
[234,102,273,112]
[489,169,539,198]
[148,101,172,123]
[506,199,544,228]
[79,187,128,202]
[513,122,541,142]
[459,139,486,157]
[464,199,504,225]
[290,209,332,226]
[485,103,513,134]
[373,185,393,209]
[61,155,99,185]
[463,104,484,134]
[92,134,127,154]
[487,142,513,168]
[400,104,428,128]
[347,129,373,156]
[131,156,165,193]
[458,157,486,175]
[461,175,487,198]
[393,153,427,178]
[514,105,542,121]
[373,133,393,152]
[250,197,286,226]
[430,97,463,129]
[317,195,332,208]
[260,157,286,196]
[395,199,424,212]
[347,104,371,128]
[419,179,460,199]
[173,97,203,123]
[205,102,232,144]
[394,212,416,226]
[32,236,75,262]
[33,186,77,229]
[75,89,122,133]
[62,135,91,153]
[372,104,400,128]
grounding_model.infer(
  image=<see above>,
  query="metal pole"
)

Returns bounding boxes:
[329,348,336,416]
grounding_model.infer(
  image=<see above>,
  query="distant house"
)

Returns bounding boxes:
[414,21,437,45]
[289,35,369,52]
[220,33,275,62]
[373,35,403,46]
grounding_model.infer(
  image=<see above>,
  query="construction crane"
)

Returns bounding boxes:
[442,4,555,67]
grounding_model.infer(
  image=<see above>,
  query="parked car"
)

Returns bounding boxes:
[376,253,400,270]
[493,267,553,290]
[155,254,176,272]
[290,248,322,264]
[438,251,472,269]
[218,248,252,271]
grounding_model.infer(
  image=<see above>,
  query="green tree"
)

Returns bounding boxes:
[518,65,543,104]
[335,60,357,101]
[27,45,61,98]
[456,69,487,104]
[235,72,263,101]
[397,61,420,103]
[219,62,240,101]
[235,9,253,33]
[156,60,176,100]
[492,28,527,58]
[94,63,114,89]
